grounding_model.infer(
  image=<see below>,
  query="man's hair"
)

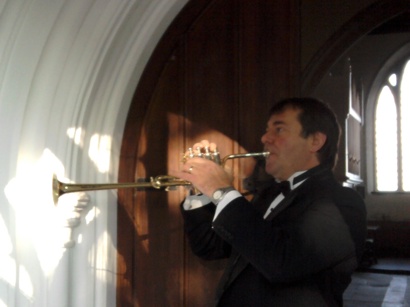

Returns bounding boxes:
[269,97,341,169]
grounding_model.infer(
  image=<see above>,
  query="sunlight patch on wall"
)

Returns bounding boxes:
[85,206,101,225]
[89,134,112,173]
[4,149,67,276]
[0,256,16,296]
[0,215,17,298]
[0,262,35,302]
[89,231,116,289]
[0,215,12,255]
[67,127,85,147]
[18,265,34,300]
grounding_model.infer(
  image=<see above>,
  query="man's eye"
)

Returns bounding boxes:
[275,127,284,133]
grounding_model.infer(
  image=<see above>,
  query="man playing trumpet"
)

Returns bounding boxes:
[172,97,367,306]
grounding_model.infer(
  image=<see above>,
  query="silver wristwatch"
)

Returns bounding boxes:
[211,186,235,204]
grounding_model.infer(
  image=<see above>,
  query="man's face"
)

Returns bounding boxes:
[261,107,320,181]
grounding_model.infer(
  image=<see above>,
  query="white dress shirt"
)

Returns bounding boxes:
[182,170,308,221]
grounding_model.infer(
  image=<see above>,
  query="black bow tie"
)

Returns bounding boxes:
[276,165,327,197]
[278,180,291,196]
[278,170,310,196]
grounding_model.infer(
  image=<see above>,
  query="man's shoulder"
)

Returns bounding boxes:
[298,171,363,201]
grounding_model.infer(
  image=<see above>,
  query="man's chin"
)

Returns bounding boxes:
[264,165,277,177]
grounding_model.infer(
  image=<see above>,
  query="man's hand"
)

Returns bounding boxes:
[170,140,233,198]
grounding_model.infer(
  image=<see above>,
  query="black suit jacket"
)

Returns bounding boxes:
[181,167,367,306]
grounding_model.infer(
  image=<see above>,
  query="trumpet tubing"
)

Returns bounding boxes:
[52,151,269,204]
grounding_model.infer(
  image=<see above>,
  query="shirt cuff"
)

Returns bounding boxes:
[213,190,242,220]
[182,194,212,210]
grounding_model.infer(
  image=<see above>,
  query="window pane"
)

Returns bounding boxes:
[401,61,410,191]
[389,73,397,86]
[375,86,398,191]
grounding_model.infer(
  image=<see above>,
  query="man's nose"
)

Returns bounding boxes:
[261,132,271,144]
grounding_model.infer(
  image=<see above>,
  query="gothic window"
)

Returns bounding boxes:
[374,59,410,192]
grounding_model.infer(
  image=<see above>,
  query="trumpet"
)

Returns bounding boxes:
[52,150,270,204]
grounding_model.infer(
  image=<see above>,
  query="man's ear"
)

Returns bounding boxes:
[310,132,327,153]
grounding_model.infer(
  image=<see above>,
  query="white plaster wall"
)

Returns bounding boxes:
[0,0,188,306]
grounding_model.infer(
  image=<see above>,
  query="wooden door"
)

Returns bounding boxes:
[117,1,299,306]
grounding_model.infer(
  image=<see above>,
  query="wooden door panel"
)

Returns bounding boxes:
[117,1,299,306]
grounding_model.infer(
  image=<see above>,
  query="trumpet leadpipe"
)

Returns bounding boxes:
[222,151,270,165]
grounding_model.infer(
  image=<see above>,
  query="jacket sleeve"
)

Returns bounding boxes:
[181,202,231,260]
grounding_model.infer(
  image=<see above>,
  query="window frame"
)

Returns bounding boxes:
[367,42,410,194]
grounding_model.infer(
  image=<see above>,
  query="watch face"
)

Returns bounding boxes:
[213,190,223,200]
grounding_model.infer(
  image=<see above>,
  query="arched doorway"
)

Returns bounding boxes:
[115,0,299,305]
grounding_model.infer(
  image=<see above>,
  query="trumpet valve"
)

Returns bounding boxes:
[188,147,195,158]
[195,146,203,158]
[212,147,221,164]
[182,146,222,164]
[204,146,212,160]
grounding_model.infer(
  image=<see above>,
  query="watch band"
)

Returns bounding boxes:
[211,186,235,204]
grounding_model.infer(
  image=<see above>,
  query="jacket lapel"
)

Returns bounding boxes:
[264,191,297,221]
[252,179,282,214]
[265,166,329,221]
